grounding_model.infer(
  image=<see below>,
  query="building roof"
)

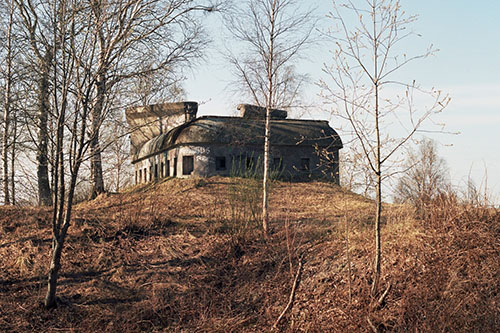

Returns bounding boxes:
[133,116,343,162]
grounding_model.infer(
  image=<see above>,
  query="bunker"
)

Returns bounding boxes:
[126,102,343,184]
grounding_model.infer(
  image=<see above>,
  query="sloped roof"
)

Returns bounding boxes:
[133,116,343,162]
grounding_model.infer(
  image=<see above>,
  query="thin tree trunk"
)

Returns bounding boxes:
[90,23,108,199]
[45,178,75,308]
[37,54,53,206]
[370,5,382,297]
[344,193,352,303]
[90,123,104,198]
[371,172,382,296]
[45,112,74,309]
[2,1,14,205]
[2,100,9,205]
[262,106,270,234]
[10,114,16,205]
[89,73,106,199]
[371,61,382,296]
[262,0,277,236]
[45,236,64,308]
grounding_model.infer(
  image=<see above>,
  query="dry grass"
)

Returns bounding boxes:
[0,177,498,332]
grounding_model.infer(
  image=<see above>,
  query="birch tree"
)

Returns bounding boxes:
[0,0,16,204]
[320,0,450,296]
[225,0,315,235]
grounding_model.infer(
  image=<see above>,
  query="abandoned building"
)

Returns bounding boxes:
[126,102,343,184]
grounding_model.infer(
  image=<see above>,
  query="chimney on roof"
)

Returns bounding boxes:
[237,104,287,120]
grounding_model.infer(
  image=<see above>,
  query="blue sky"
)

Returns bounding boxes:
[184,0,500,200]
[404,0,500,198]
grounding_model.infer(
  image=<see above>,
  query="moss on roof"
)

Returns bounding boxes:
[133,116,343,162]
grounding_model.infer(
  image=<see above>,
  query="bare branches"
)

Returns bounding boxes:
[10,0,220,307]
[321,0,450,298]
[273,254,304,329]
[394,138,450,216]
[81,0,216,197]
[223,0,317,234]
[224,0,316,109]
[322,0,450,188]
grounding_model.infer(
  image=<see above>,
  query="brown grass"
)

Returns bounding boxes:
[0,177,498,332]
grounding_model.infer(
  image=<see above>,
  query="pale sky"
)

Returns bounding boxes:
[184,0,500,201]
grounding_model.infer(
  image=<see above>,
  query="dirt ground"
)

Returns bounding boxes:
[1,177,498,332]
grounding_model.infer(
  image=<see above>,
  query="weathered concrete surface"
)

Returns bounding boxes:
[128,102,343,185]
[237,104,287,120]
[125,102,198,156]
[133,116,342,162]
[134,143,340,184]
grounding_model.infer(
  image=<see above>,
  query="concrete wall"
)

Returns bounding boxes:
[133,144,340,184]
[126,102,198,156]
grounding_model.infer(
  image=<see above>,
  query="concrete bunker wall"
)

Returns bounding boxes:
[126,102,198,156]
[133,144,340,184]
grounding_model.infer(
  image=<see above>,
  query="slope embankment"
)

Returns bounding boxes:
[0,177,498,331]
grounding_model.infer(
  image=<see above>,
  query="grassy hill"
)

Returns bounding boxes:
[0,177,499,332]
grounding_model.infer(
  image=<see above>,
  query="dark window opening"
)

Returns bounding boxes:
[173,158,177,177]
[246,157,255,169]
[166,160,170,177]
[160,162,164,177]
[216,156,226,171]
[183,155,194,175]
[154,164,158,179]
[135,170,138,184]
[149,166,153,181]
[272,157,283,171]
[300,158,310,171]
[143,168,147,182]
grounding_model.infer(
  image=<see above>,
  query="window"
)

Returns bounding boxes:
[160,162,164,178]
[143,168,147,182]
[246,156,255,169]
[149,166,153,181]
[173,158,177,177]
[183,155,194,175]
[166,160,170,177]
[215,156,226,171]
[135,170,138,184]
[300,158,310,171]
[154,164,158,179]
[272,157,283,171]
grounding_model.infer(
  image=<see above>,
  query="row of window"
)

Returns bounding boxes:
[136,156,194,184]
[218,156,310,171]
[135,155,311,184]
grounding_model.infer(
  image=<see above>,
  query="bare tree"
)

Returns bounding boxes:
[0,0,16,204]
[104,118,133,192]
[320,0,450,296]
[394,138,449,215]
[9,109,18,204]
[84,0,216,199]
[224,0,316,234]
[42,0,80,308]
[0,0,27,205]
[40,0,219,307]
[15,0,57,206]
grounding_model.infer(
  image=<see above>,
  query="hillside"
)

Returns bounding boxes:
[0,177,499,332]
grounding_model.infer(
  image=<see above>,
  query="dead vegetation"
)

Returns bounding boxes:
[0,177,498,331]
